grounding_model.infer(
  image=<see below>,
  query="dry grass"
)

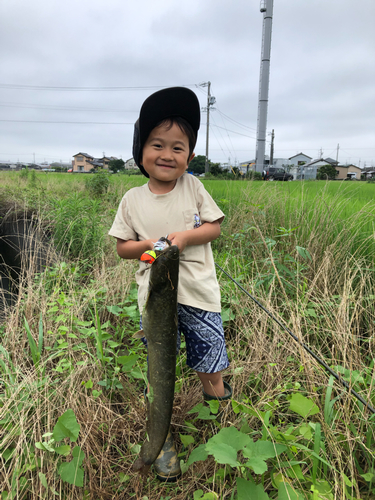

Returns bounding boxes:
[0,177,374,498]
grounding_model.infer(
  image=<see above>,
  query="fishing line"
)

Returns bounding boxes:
[215,262,375,415]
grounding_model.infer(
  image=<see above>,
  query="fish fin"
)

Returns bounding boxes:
[133,329,145,339]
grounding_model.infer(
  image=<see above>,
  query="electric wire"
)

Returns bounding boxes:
[0,83,197,91]
[215,262,375,416]
[216,108,257,132]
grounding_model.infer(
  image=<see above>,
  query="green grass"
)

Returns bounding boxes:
[0,171,375,499]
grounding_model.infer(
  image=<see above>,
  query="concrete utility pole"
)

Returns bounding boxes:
[255,0,274,173]
[200,81,216,173]
[270,129,275,166]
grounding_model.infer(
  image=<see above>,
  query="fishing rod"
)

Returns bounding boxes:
[215,262,375,416]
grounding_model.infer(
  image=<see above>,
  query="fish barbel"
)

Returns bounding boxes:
[133,243,179,474]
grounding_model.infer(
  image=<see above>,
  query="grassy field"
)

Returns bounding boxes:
[0,171,374,499]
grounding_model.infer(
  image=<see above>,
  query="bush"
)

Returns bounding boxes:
[85,172,110,197]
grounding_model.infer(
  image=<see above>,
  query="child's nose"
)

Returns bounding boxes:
[161,149,174,160]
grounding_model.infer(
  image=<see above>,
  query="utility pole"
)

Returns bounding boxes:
[269,129,275,166]
[255,0,274,173]
[200,81,216,173]
[335,143,339,165]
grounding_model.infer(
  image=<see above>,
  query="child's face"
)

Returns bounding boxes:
[141,122,195,189]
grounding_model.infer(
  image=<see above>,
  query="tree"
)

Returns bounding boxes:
[188,155,206,174]
[209,163,223,177]
[316,164,338,180]
[109,159,125,172]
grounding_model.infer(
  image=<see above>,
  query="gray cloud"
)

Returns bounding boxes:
[0,0,374,166]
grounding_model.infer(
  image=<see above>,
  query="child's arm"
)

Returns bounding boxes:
[116,238,157,260]
[168,220,221,253]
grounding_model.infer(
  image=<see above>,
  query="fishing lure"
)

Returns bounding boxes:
[140,236,171,264]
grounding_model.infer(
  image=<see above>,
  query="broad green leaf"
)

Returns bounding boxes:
[187,444,209,466]
[299,424,313,439]
[58,447,85,487]
[187,403,216,420]
[130,366,144,379]
[52,409,80,443]
[106,305,123,315]
[244,457,268,474]
[206,426,251,453]
[207,400,220,414]
[342,473,355,487]
[278,482,304,500]
[289,393,319,418]
[207,443,239,467]
[38,472,48,489]
[236,478,270,500]
[179,434,195,447]
[361,472,375,482]
[55,445,71,456]
[72,445,85,466]
[84,380,93,389]
[310,480,334,499]
[118,473,130,483]
[242,440,286,461]
[58,459,84,487]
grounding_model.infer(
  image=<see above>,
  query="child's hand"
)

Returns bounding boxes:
[168,231,189,252]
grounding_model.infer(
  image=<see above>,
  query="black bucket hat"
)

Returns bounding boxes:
[132,87,201,178]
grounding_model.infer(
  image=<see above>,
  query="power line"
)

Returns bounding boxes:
[0,102,137,113]
[0,83,196,92]
[211,124,257,139]
[0,119,133,124]
[216,108,257,132]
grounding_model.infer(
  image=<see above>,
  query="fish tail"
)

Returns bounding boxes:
[132,457,151,475]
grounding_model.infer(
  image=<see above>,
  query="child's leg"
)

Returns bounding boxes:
[196,370,225,397]
[178,304,230,395]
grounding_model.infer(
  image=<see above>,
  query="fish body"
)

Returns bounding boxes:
[133,243,179,474]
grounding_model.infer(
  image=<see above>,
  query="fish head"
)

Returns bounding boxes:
[148,244,179,292]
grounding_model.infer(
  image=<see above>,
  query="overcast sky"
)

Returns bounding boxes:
[1,0,374,168]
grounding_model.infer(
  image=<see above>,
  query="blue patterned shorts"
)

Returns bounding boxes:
[140,304,229,374]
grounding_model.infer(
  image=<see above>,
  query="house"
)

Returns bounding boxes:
[335,164,361,180]
[72,153,119,172]
[361,167,375,179]
[299,158,339,180]
[124,158,137,170]
[72,153,94,173]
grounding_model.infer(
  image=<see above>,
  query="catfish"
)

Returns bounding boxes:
[133,242,179,474]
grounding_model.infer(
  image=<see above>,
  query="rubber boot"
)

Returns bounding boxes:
[153,428,181,482]
[143,388,181,482]
[202,380,232,421]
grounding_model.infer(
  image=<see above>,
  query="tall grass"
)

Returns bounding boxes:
[0,173,374,498]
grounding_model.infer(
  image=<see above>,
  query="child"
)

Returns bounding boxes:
[109,87,231,481]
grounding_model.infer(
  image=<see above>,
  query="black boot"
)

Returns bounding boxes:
[202,380,232,421]
[153,428,181,482]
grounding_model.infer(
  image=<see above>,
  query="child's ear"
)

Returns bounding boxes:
[187,152,195,165]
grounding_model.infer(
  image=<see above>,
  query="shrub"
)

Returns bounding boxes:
[85,172,110,197]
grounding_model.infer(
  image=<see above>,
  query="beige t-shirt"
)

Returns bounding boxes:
[109,174,224,313]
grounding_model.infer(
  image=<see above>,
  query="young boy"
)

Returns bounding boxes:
[109,87,231,481]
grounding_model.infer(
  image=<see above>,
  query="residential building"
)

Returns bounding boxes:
[125,158,137,170]
[72,153,118,172]
[72,153,94,173]
[335,164,361,180]
[362,167,375,179]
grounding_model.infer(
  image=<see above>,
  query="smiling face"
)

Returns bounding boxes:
[141,122,195,193]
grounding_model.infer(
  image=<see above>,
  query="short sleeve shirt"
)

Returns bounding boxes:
[109,174,224,313]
